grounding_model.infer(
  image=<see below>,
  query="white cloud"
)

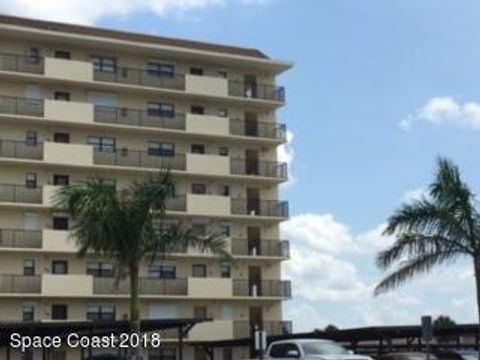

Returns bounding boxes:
[0,0,271,24]
[400,96,480,130]
[278,130,296,187]
[401,187,429,203]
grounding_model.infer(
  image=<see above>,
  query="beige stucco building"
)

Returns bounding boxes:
[0,15,292,360]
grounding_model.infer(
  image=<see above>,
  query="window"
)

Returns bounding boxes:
[219,225,230,237]
[218,69,228,79]
[148,142,175,157]
[25,130,37,146]
[147,62,174,78]
[52,260,68,275]
[87,305,116,321]
[53,216,69,230]
[190,105,205,115]
[54,91,70,101]
[222,348,233,360]
[54,50,71,59]
[147,102,175,117]
[218,147,229,156]
[23,259,35,276]
[149,264,176,279]
[191,224,206,237]
[193,306,207,319]
[192,183,207,195]
[91,55,117,73]
[53,175,70,186]
[51,304,68,320]
[87,136,116,152]
[218,109,228,117]
[269,343,301,358]
[54,132,70,143]
[194,347,207,360]
[221,263,231,278]
[192,264,207,278]
[25,173,37,188]
[26,46,40,64]
[87,262,114,277]
[22,304,34,322]
[219,185,230,196]
[190,67,204,76]
[191,144,205,154]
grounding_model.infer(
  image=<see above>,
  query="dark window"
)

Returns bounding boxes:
[193,306,207,319]
[87,137,116,152]
[218,147,229,156]
[192,264,207,278]
[192,183,207,194]
[190,105,205,115]
[54,92,70,101]
[147,62,174,78]
[53,216,69,230]
[25,131,37,146]
[222,348,233,360]
[221,263,231,278]
[26,47,40,64]
[54,50,71,59]
[52,260,68,275]
[54,132,70,143]
[194,347,207,360]
[87,262,114,277]
[218,70,228,79]
[23,349,34,360]
[269,343,300,358]
[220,185,230,196]
[22,304,34,322]
[149,264,176,279]
[91,55,117,73]
[190,67,204,76]
[147,102,175,117]
[51,304,68,320]
[219,225,230,237]
[87,305,115,321]
[25,173,37,188]
[218,109,228,117]
[191,224,206,237]
[148,142,175,157]
[191,144,205,154]
[23,259,35,276]
[53,175,70,186]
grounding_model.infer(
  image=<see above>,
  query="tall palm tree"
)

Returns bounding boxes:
[375,157,480,324]
[55,171,230,360]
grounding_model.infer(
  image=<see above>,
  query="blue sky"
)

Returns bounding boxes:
[2,0,480,331]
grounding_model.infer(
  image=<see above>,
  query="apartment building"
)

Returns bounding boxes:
[0,15,292,360]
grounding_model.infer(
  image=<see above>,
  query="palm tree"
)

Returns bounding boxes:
[55,171,230,360]
[375,157,480,324]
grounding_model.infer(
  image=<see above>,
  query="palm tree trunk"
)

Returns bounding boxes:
[128,261,143,360]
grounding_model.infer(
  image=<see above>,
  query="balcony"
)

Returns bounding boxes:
[186,153,230,176]
[0,139,43,160]
[229,118,286,141]
[188,320,234,341]
[231,239,290,258]
[44,99,94,124]
[229,81,285,102]
[93,277,188,296]
[231,199,289,218]
[44,142,94,166]
[232,280,292,298]
[0,53,43,74]
[185,74,228,97]
[44,57,93,82]
[230,158,287,179]
[42,274,93,297]
[233,321,292,338]
[186,194,231,217]
[0,184,42,204]
[93,67,185,90]
[186,113,229,136]
[42,229,77,252]
[0,275,41,294]
[93,149,185,171]
[0,229,42,249]
[0,95,43,117]
[94,105,185,130]
[188,277,232,298]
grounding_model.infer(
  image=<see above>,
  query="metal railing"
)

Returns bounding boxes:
[0,139,43,160]
[0,229,42,248]
[231,239,290,258]
[233,321,292,338]
[0,275,41,293]
[0,53,44,74]
[94,68,185,90]
[232,280,292,298]
[165,196,187,212]
[231,199,289,218]
[94,106,186,130]
[0,95,44,117]
[228,81,286,102]
[230,158,288,179]
[229,119,286,141]
[0,184,42,204]
[93,149,186,171]
[93,277,188,295]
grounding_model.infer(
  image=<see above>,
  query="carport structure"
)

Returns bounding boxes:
[0,318,211,360]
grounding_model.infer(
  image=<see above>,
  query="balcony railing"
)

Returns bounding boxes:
[0,275,41,293]
[231,199,289,218]
[231,239,290,258]
[0,53,44,74]
[229,118,286,141]
[93,149,186,171]
[229,81,285,102]
[93,68,185,90]
[93,277,188,295]
[94,106,186,130]
[0,95,44,117]
[233,321,292,338]
[230,158,288,179]
[232,280,292,298]
[0,140,43,160]
[166,196,187,212]
[0,229,42,248]
[0,184,42,204]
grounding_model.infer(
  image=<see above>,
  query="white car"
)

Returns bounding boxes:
[265,339,373,360]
